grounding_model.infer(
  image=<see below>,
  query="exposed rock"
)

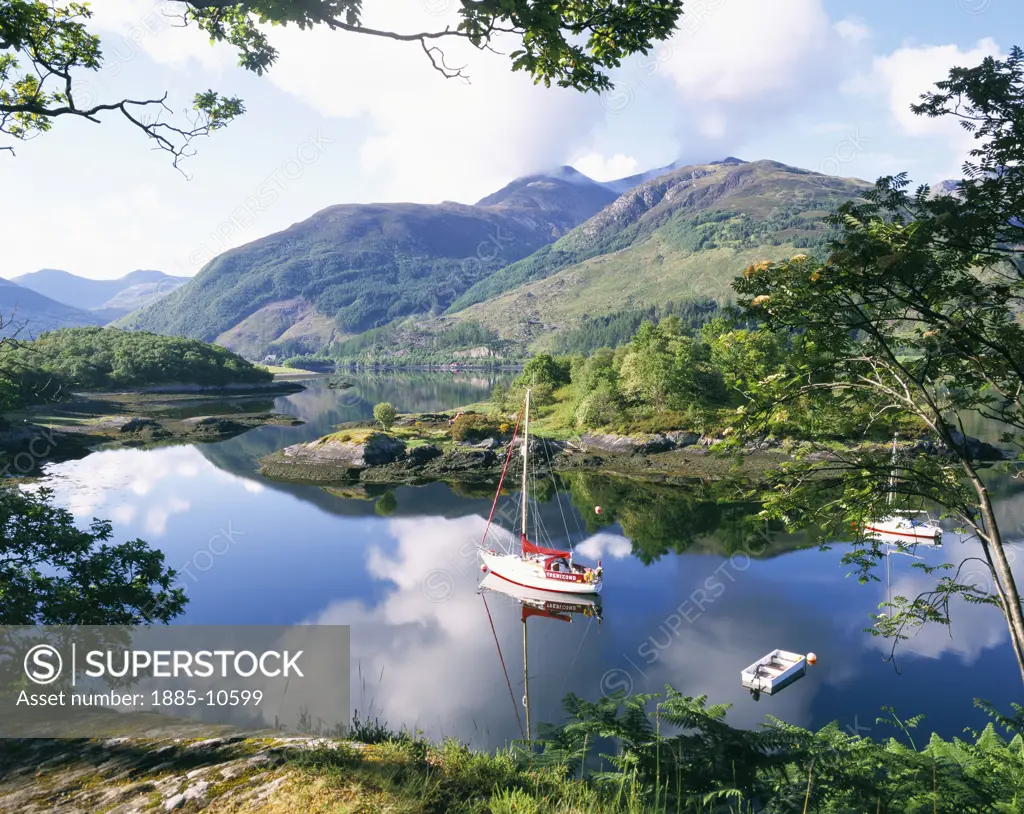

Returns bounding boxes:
[578,433,643,455]
[636,435,674,454]
[743,435,780,452]
[180,416,247,435]
[424,448,497,473]
[283,433,406,467]
[472,437,501,450]
[943,430,1009,462]
[666,431,701,447]
[120,417,171,439]
[578,431,702,454]
[407,444,443,465]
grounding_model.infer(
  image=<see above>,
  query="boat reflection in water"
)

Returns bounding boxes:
[478,573,602,741]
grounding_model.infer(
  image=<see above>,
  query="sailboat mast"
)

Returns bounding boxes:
[888,432,898,507]
[521,388,531,538]
[523,615,531,741]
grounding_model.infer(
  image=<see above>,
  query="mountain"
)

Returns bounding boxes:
[599,156,747,195]
[0,278,106,338]
[116,169,619,358]
[331,159,875,361]
[12,269,189,319]
[14,268,190,319]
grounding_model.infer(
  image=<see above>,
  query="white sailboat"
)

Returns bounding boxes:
[478,387,603,595]
[863,433,943,546]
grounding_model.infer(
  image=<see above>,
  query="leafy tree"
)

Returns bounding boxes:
[2,0,683,163]
[732,47,1024,685]
[0,486,186,624]
[516,353,571,389]
[617,319,725,412]
[489,382,511,415]
[373,401,397,431]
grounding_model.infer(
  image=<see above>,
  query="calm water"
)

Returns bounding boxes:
[29,372,1024,748]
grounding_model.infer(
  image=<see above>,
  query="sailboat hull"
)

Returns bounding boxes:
[480,551,602,595]
[479,573,602,614]
[864,515,942,544]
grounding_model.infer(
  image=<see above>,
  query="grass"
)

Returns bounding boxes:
[272,737,628,814]
[321,428,379,444]
[0,734,654,813]
[260,364,318,376]
[456,241,804,355]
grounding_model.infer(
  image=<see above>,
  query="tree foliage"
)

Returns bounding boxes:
[551,298,723,356]
[731,46,1024,685]
[1,0,683,162]
[0,485,186,625]
[528,687,1024,812]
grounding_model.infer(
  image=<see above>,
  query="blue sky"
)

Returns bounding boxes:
[1,0,1019,280]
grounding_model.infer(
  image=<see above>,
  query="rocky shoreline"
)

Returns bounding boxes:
[258,424,792,486]
[257,413,1011,487]
[0,385,307,476]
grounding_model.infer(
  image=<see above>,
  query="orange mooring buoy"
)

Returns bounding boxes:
[806,652,818,665]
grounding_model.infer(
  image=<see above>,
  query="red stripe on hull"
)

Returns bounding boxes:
[487,567,601,595]
[864,526,940,540]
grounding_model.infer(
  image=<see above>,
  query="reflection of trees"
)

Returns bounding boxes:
[558,473,804,563]
[375,492,398,516]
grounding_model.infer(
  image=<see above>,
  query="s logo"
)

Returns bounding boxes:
[24,644,63,685]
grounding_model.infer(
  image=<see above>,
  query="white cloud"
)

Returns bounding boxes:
[572,152,639,182]
[89,0,859,204]
[258,3,602,202]
[660,0,836,101]
[808,122,852,135]
[649,0,855,161]
[144,496,191,536]
[860,537,1022,664]
[576,532,634,561]
[835,18,871,45]
[871,39,1003,138]
[87,0,234,72]
[856,38,1004,178]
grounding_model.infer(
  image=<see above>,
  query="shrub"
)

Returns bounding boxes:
[451,414,499,443]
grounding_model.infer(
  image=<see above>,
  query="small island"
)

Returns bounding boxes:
[259,337,1008,488]
[0,327,306,470]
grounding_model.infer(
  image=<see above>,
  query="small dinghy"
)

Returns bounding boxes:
[741,649,810,695]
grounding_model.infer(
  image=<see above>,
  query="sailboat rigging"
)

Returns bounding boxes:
[863,433,943,546]
[478,387,603,594]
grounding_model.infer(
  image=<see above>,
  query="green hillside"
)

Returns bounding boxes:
[116,169,617,359]
[331,159,873,361]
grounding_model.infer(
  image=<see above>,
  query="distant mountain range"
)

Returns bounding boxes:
[0,269,189,340]
[0,278,104,338]
[12,269,189,321]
